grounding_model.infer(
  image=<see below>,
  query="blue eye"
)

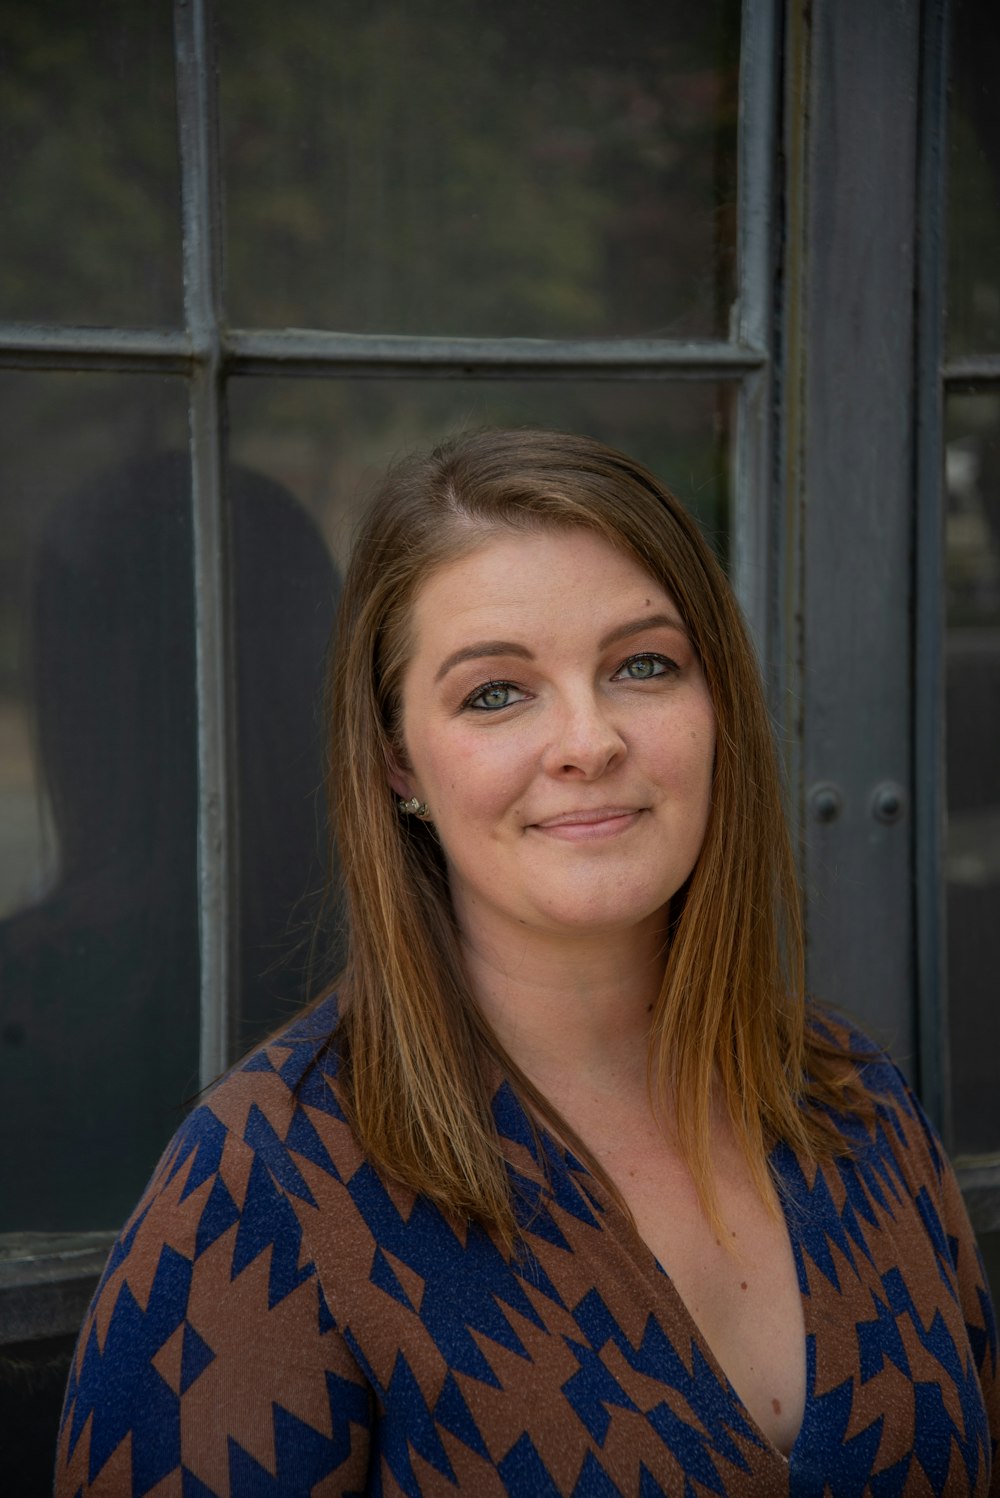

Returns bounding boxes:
[466,680,519,711]
[614,653,674,681]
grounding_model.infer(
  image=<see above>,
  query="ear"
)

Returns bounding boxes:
[384,744,413,802]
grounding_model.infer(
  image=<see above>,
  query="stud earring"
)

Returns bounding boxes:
[397,796,430,819]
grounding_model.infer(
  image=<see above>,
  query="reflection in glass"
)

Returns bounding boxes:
[0,375,196,1231]
[948,0,1000,356]
[220,0,740,338]
[227,378,733,577]
[0,0,182,326]
[945,391,1000,1153]
[228,470,342,1052]
[976,1229,1000,1318]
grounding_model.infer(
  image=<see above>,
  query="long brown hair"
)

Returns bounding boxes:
[324,428,866,1248]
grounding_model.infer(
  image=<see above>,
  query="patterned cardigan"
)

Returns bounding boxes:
[55,1001,999,1496]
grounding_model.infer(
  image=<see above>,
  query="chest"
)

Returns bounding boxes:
[570,1106,807,1454]
[314,1127,993,1496]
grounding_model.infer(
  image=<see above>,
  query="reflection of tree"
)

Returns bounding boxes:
[3,0,738,338]
[946,421,1000,627]
[219,0,740,338]
[0,0,181,325]
[229,376,732,574]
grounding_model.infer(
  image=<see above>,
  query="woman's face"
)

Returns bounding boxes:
[390,527,716,952]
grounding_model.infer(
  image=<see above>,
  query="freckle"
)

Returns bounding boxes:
[740,1281,747,1291]
[772,1398,782,1416]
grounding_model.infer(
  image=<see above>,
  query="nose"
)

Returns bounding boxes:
[541,689,626,780]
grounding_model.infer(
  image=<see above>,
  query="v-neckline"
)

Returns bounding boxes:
[523,1112,811,1472]
[605,1164,807,1464]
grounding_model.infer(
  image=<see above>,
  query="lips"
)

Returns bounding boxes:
[528,807,645,844]
[532,806,643,829]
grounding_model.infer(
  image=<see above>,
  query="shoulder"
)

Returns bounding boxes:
[80,991,361,1304]
[787,1012,999,1492]
[806,1001,900,1075]
[205,992,345,1123]
[211,990,345,1116]
[74,993,365,1373]
[151,993,367,1256]
[806,1002,922,1105]
[804,1003,948,1182]
[55,996,377,1494]
[139,993,357,1208]
[792,1008,981,1312]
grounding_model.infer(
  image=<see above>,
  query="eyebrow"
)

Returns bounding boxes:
[598,613,688,650]
[435,641,533,684]
[434,613,688,684]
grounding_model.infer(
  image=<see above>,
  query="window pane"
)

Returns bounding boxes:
[227,465,342,1050]
[227,377,732,1044]
[948,0,1000,356]
[0,374,197,1231]
[228,377,732,570]
[0,1,182,326]
[977,1230,1000,1318]
[945,390,1000,1153]
[220,0,740,338]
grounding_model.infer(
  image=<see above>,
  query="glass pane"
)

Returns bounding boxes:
[976,1228,1000,1316]
[228,466,343,1050]
[228,377,732,573]
[227,377,731,1047]
[220,0,740,338]
[945,390,1000,1152]
[0,373,197,1231]
[948,0,1000,356]
[0,1,182,326]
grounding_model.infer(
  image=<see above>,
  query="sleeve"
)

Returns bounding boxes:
[53,1102,373,1497]
[837,1027,1000,1493]
[938,1153,1000,1495]
[880,1052,1000,1495]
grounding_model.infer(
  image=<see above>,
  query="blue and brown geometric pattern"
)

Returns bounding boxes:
[55,1004,998,1495]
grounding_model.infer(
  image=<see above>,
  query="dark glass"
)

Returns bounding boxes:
[227,377,732,572]
[0,373,198,1231]
[0,0,182,326]
[948,0,1000,356]
[945,392,1000,1153]
[220,0,740,338]
[226,464,343,1051]
[977,1230,1000,1320]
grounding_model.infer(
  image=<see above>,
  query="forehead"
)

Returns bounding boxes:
[407,526,675,644]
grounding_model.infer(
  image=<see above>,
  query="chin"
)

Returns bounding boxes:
[535,894,671,937]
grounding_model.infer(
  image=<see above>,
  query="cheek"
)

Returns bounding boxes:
[698,716,717,784]
[418,731,536,840]
[410,727,499,802]
[658,720,716,825]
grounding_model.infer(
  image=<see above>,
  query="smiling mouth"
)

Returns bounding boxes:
[530,807,645,840]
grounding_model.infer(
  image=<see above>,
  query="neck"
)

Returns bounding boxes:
[457,905,668,1096]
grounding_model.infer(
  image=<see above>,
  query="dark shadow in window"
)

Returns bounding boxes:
[0,453,341,1234]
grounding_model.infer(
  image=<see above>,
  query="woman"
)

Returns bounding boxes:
[56,430,998,1496]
